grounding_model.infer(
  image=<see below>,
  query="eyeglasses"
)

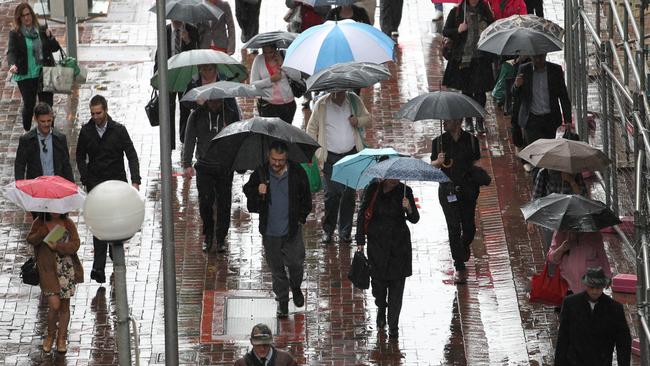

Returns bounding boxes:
[40,139,47,153]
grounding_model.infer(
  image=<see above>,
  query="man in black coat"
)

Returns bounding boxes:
[555,267,631,366]
[234,0,262,43]
[512,54,572,145]
[243,141,312,318]
[76,95,141,284]
[14,102,74,182]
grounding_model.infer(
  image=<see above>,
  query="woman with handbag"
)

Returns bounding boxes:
[26,212,83,354]
[7,3,61,131]
[250,44,297,123]
[355,177,419,339]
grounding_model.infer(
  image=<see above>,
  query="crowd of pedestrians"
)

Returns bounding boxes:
[5,0,634,364]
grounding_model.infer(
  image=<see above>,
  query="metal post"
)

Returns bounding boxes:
[112,242,132,365]
[623,1,629,87]
[565,0,574,102]
[154,0,180,364]
[576,0,586,139]
[63,0,77,59]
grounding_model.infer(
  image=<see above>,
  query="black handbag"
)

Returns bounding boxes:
[145,89,160,127]
[20,257,39,286]
[348,251,370,290]
[469,165,492,186]
[288,77,306,97]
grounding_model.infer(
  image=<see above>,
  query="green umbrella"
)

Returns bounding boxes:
[150,49,248,92]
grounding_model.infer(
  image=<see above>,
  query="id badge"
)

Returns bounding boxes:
[447,194,458,203]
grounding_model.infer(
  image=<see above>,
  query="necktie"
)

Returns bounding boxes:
[174,29,182,55]
[260,357,266,366]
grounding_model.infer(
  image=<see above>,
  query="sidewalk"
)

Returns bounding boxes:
[0,0,639,365]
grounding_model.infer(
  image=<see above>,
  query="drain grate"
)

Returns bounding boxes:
[224,297,278,336]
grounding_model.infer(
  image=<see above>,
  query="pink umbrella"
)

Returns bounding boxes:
[2,176,86,213]
[431,0,462,3]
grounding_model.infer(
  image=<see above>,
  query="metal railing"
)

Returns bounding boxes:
[566,0,649,363]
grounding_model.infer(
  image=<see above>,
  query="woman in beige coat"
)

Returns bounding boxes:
[27,212,83,354]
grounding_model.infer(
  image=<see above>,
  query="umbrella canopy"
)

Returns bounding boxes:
[148,0,223,24]
[478,14,563,55]
[517,138,611,173]
[180,81,264,103]
[296,0,359,6]
[305,62,391,92]
[2,176,86,213]
[363,157,450,182]
[207,117,320,171]
[283,20,395,75]
[521,193,621,232]
[243,31,299,49]
[331,148,406,189]
[150,49,247,92]
[395,91,488,121]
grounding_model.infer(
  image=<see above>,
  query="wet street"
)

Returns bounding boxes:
[0,0,641,365]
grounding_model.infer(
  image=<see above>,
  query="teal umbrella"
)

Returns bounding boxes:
[150,49,247,92]
[331,148,405,189]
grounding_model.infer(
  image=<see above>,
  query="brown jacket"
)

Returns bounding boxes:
[234,348,297,366]
[27,217,84,293]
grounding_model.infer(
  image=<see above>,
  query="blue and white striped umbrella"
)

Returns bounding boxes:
[283,20,395,75]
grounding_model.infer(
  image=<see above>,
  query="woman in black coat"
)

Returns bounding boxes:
[7,3,61,131]
[442,0,495,133]
[326,5,371,24]
[356,178,419,338]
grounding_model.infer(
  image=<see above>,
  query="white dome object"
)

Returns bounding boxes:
[83,180,145,241]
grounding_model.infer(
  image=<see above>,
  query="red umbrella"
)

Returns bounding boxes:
[431,0,463,3]
[2,176,86,213]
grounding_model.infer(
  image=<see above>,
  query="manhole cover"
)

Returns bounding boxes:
[225,297,277,336]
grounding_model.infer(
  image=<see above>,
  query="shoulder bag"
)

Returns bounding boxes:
[145,89,160,127]
[20,257,39,286]
[42,49,75,94]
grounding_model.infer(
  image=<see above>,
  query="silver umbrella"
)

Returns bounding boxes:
[242,31,299,49]
[148,0,223,24]
[296,0,359,6]
[478,14,563,55]
[517,138,611,173]
[395,91,487,121]
[180,81,264,103]
[305,62,391,92]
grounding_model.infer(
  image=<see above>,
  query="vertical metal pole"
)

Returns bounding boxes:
[623,2,629,88]
[154,0,180,365]
[112,242,132,365]
[63,0,77,59]
[602,46,612,208]
[565,0,574,102]
[579,0,588,141]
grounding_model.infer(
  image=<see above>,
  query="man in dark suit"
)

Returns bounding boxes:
[555,267,631,366]
[154,20,199,150]
[513,54,571,145]
[76,95,141,284]
[14,102,74,182]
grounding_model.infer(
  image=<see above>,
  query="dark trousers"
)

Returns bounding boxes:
[92,236,115,273]
[371,277,406,331]
[379,0,404,36]
[17,77,53,131]
[524,113,556,145]
[462,91,487,126]
[257,99,297,124]
[438,186,477,270]
[525,0,544,17]
[168,92,191,150]
[322,150,357,238]
[262,228,305,302]
[235,0,262,42]
[195,165,234,243]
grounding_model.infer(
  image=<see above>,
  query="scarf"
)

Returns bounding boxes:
[21,25,44,65]
[460,4,488,67]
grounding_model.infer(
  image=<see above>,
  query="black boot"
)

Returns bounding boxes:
[202,234,213,252]
[277,300,289,318]
[476,118,486,134]
[376,307,386,328]
[464,118,474,133]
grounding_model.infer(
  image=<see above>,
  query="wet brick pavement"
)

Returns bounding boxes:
[0,0,641,365]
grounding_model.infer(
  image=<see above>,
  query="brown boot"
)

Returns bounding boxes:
[42,330,56,353]
[56,330,67,354]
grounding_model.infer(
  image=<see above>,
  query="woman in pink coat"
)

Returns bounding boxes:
[547,231,612,294]
[487,0,527,20]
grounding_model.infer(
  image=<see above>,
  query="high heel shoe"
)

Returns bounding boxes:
[56,330,67,354]
[42,331,55,353]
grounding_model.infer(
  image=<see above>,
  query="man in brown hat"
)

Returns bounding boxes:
[555,267,631,366]
[234,323,298,366]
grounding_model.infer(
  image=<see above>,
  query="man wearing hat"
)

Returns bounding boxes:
[234,323,298,366]
[555,267,631,366]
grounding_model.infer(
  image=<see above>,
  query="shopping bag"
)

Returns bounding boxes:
[300,157,322,193]
[529,262,569,306]
[145,89,160,127]
[42,65,74,93]
[20,257,39,286]
[348,251,370,290]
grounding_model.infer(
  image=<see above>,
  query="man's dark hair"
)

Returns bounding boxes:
[269,140,289,154]
[33,102,53,118]
[38,212,69,221]
[90,95,108,110]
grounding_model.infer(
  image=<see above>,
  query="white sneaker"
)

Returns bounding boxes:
[432,10,444,21]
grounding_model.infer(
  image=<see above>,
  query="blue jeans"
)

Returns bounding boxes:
[434,3,443,11]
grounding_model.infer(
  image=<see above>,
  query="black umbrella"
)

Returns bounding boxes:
[207,117,320,171]
[395,91,487,121]
[148,0,223,24]
[520,193,621,232]
[242,31,299,49]
[305,62,391,92]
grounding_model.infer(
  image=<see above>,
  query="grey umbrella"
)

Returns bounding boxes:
[521,193,621,232]
[363,157,449,182]
[517,138,611,173]
[305,62,391,92]
[242,31,299,49]
[297,0,359,6]
[395,91,487,121]
[148,0,223,24]
[180,81,264,102]
[478,14,563,55]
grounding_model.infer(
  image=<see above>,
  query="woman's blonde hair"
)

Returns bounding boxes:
[13,3,40,32]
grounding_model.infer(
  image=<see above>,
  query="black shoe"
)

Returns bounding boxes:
[476,118,486,134]
[376,307,386,328]
[388,327,399,338]
[90,269,106,284]
[216,242,226,253]
[202,236,213,252]
[320,232,333,244]
[277,300,289,318]
[339,235,352,244]
[292,287,304,307]
[464,118,475,133]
